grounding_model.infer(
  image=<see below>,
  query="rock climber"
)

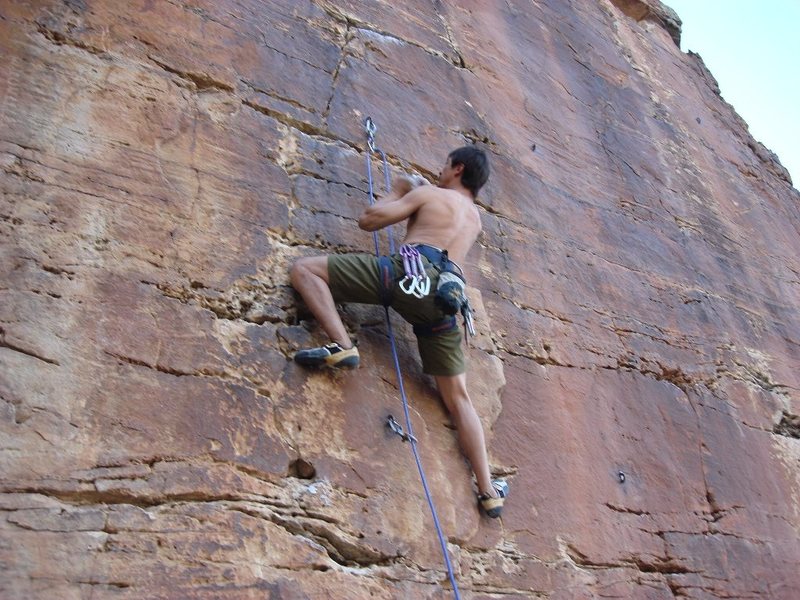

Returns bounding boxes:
[289,146,507,518]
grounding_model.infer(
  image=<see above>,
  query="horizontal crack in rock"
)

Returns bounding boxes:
[0,327,61,366]
[145,279,292,325]
[566,543,697,576]
[2,485,244,509]
[242,98,359,151]
[103,350,233,380]
[148,56,234,92]
[604,502,648,516]
[226,503,396,569]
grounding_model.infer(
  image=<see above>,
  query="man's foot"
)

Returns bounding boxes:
[294,342,360,369]
[478,479,509,518]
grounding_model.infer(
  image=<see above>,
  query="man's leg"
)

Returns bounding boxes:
[434,373,497,498]
[290,256,352,348]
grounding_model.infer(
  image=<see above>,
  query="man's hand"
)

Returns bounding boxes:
[391,175,424,197]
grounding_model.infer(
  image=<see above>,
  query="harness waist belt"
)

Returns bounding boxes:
[411,244,464,278]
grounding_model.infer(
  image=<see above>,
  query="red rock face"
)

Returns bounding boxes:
[2,1,799,598]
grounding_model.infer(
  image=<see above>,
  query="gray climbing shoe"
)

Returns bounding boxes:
[294,342,360,369]
[478,479,509,518]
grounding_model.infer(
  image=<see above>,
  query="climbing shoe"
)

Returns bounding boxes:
[478,479,509,518]
[293,342,360,369]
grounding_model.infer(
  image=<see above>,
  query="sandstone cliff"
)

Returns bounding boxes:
[2,1,799,598]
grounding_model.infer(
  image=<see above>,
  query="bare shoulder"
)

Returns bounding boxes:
[405,184,445,202]
[409,184,471,204]
[408,185,480,229]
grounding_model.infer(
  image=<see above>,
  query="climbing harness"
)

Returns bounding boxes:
[375,242,475,340]
[364,116,462,600]
[399,241,476,338]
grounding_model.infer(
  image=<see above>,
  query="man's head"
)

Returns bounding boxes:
[439,146,490,197]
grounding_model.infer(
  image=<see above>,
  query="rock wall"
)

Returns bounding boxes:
[2,1,799,598]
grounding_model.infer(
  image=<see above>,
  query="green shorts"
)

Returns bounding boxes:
[328,253,465,376]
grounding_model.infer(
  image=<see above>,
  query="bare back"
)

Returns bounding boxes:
[403,186,482,264]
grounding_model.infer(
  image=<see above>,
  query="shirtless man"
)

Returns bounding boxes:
[289,146,506,517]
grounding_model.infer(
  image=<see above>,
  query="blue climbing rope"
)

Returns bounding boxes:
[363,117,462,599]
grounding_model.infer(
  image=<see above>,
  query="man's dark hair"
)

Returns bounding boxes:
[449,146,490,197]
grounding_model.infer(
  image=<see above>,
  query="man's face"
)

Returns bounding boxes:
[438,157,456,187]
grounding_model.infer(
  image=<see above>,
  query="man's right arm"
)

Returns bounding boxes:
[358,184,428,232]
[358,176,425,231]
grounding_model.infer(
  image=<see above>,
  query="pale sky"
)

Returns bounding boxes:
[665,0,800,188]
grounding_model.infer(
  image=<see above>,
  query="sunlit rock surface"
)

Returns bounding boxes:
[2,1,799,598]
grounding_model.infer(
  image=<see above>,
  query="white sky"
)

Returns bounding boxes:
[665,0,800,188]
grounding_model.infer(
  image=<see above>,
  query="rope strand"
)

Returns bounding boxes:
[364,118,462,599]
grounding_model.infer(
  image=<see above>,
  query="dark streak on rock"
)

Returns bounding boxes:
[35,22,108,57]
[773,412,800,439]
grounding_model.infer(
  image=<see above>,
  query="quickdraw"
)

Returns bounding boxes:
[386,414,417,443]
[398,244,431,298]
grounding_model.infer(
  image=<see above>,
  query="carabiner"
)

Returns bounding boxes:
[399,276,419,296]
[364,116,377,152]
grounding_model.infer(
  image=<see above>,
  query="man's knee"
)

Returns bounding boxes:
[289,258,304,288]
[290,256,328,286]
[290,257,308,281]
[435,374,472,412]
